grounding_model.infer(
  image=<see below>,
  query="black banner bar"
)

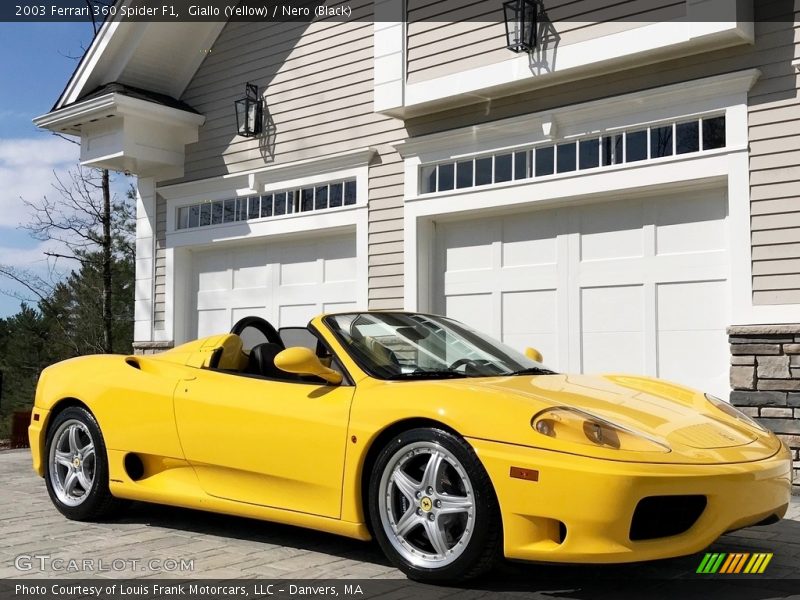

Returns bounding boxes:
[0,0,796,23]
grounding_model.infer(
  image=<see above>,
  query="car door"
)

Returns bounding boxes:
[173,367,355,518]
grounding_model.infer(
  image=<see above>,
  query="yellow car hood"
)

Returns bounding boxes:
[397,373,781,464]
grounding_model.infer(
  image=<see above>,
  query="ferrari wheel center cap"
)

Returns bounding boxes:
[72,457,81,468]
[420,496,432,512]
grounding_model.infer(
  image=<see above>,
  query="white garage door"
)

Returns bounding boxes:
[193,234,358,338]
[436,190,730,397]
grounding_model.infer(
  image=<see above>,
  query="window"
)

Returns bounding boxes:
[417,114,726,194]
[602,134,623,166]
[495,154,513,182]
[650,126,673,158]
[676,121,699,154]
[475,156,493,186]
[579,138,599,170]
[626,130,647,162]
[535,146,554,176]
[456,160,473,189]
[438,163,454,191]
[702,116,725,150]
[176,177,358,230]
[556,142,576,173]
[514,151,530,179]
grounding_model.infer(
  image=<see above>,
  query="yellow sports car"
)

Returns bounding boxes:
[29,312,791,581]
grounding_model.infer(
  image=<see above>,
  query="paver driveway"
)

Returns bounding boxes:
[1,449,798,597]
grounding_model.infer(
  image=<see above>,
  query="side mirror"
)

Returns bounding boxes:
[274,347,343,385]
[525,347,543,363]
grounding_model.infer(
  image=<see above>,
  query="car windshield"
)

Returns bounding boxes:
[324,312,556,380]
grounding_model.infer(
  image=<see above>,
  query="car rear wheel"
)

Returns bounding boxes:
[368,428,501,582]
[45,406,122,521]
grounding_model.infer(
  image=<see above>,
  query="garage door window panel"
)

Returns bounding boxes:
[175,178,357,231]
[416,115,725,198]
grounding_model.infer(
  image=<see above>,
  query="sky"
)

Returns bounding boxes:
[0,22,109,318]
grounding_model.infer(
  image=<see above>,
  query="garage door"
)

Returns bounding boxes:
[193,234,358,338]
[436,190,730,397]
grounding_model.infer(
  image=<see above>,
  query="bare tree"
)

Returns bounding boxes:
[1,165,134,353]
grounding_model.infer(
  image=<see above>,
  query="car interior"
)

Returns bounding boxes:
[206,316,342,384]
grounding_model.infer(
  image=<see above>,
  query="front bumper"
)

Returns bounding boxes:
[469,437,792,564]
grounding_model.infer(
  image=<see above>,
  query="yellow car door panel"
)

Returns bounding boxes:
[174,369,354,518]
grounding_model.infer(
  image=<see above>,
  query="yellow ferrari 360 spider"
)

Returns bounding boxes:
[29,312,791,581]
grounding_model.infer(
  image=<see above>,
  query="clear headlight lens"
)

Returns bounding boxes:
[705,393,767,432]
[531,406,670,452]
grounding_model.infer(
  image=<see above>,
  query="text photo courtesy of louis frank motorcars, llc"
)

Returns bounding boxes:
[1,0,800,598]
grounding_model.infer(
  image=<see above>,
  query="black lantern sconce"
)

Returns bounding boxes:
[503,0,537,53]
[234,82,263,137]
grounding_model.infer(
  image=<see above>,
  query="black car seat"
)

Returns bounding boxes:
[247,342,295,379]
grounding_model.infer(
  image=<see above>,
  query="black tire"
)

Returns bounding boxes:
[368,427,502,582]
[44,406,123,521]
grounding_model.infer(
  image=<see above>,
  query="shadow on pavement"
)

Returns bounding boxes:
[117,501,800,598]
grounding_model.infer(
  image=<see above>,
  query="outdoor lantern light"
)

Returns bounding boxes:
[503,0,537,53]
[234,82,263,137]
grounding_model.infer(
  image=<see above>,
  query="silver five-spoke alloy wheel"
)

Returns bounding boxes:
[378,441,475,568]
[48,419,96,507]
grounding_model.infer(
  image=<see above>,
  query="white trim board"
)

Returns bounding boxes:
[375,0,754,116]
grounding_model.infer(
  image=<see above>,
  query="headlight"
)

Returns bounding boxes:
[531,406,670,452]
[705,393,767,432]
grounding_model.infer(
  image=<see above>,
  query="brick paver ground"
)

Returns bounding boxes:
[1,449,798,591]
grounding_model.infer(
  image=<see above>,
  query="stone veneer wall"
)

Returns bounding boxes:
[132,341,174,356]
[728,324,800,493]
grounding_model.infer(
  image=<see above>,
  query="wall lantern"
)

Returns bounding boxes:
[234,82,263,137]
[503,0,537,53]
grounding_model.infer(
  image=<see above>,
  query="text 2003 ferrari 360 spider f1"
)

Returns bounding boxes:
[29,312,791,581]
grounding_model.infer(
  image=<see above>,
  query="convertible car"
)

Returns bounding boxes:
[29,311,791,581]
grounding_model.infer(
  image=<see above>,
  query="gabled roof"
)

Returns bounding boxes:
[55,0,225,111]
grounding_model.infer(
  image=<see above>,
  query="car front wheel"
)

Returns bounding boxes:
[368,427,501,582]
[45,406,122,521]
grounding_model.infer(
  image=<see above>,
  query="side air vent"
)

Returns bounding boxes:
[124,453,145,481]
[125,357,141,369]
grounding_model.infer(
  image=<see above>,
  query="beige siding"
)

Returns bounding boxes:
[407,8,800,306]
[155,5,406,323]
[406,0,684,84]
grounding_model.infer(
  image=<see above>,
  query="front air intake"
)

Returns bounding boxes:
[629,495,707,541]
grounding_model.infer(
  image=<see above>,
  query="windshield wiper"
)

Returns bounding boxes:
[506,367,558,376]
[393,370,469,379]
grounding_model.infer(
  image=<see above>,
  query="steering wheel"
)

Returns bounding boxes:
[448,357,480,371]
[230,316,284,349]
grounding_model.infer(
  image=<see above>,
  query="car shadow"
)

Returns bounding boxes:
[118,501,800,598]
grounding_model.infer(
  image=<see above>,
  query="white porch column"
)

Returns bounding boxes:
[134,177,156,343]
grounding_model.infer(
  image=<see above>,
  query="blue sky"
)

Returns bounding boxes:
[0,22,109,318]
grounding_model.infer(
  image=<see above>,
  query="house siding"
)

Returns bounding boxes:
[405,11,800,307]
[406,0,683,84]
[153,10,407,327]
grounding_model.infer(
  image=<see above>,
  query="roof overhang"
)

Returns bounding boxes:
[55,5,225,111]
[34,92,206,178]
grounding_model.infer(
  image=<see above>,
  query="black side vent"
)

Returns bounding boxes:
[125,357,141,369]
[630,495,707,541]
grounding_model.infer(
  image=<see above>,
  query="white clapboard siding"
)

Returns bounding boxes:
[406,0,684,84]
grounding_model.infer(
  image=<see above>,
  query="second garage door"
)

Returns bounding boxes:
[436,190,730,397]
[193,234,358,338]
